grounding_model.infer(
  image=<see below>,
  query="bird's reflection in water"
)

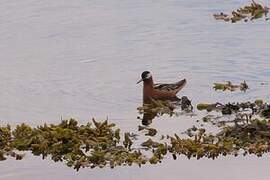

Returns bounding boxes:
[139,103,176,126]
[138,96,193,126]
[141,111,158,126]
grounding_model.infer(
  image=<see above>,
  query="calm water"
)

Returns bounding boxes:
[1,0,270,179]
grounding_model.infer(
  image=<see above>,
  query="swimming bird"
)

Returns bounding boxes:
[137,71,187,104]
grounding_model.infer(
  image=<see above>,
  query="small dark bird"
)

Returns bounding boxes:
[137,71,187,104]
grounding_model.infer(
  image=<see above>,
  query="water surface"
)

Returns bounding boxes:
[1,0,270,179]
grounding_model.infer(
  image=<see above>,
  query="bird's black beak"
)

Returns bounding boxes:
[136,78,143,84]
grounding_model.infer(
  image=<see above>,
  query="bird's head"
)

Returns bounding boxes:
[137,71,152,84]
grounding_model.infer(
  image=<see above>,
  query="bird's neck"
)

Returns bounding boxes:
[143,78,154,104]
[143,78,154,90]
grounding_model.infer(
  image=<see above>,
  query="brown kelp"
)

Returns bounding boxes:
[213,0,269,23]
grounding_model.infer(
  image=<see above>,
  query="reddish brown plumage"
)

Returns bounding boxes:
[142,76,186,104]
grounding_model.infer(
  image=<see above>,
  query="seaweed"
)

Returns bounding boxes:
[197,100,270,117]
[0,115,270,170]
[0,125,24,161]
[138,126,157,136]
[9,119,149,170]
[171,118,270,159]
[0,125,12,161]
[213,81,248,92]
[1,87,270,170]
[214,0,269,23]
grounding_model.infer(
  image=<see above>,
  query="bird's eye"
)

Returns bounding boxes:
[145,73,151,79]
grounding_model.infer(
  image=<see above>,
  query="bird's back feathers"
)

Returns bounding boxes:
[154,79,186,94]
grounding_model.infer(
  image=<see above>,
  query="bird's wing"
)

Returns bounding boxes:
[154,79,186,94]
[154,83,177,91]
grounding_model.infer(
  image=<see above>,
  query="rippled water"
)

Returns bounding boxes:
[1,0,270,179]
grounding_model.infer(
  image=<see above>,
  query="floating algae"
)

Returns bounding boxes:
[0,125,12,161]
[197,100,270,117]
[10,119,150,170]
[169,98,270,160]
[214,0,269,23]
[138,126,157,136]
[1,119,170,169]
[197,103,224,112]
[213,81,248,92]
[0,115,270,170]
[141,138,168,164]
[1,91,270,170]
[171,118,270,159]
[0,125,25,161]
[217,118,270,156]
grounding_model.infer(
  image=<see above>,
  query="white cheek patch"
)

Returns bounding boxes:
[145,73,152,79]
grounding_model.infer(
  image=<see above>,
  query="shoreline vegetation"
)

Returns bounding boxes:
[1,88,270,170]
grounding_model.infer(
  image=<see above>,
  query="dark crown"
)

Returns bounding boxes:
[141,71,151,80]
[141,71,151,79]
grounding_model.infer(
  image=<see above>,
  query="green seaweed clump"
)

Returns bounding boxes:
[0,125,24,160]
[197,103,224,112]
[11,119,148,170]
[170,118,270,160]
[138,126,157,136]
[218,119,270,156]
[0,125,12,160]
[214,0,269,23]
[168,129,233,160]
[141,138,168,164]
[196,100,269,116]
[1,111,270,170]
[213,81,248,92]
